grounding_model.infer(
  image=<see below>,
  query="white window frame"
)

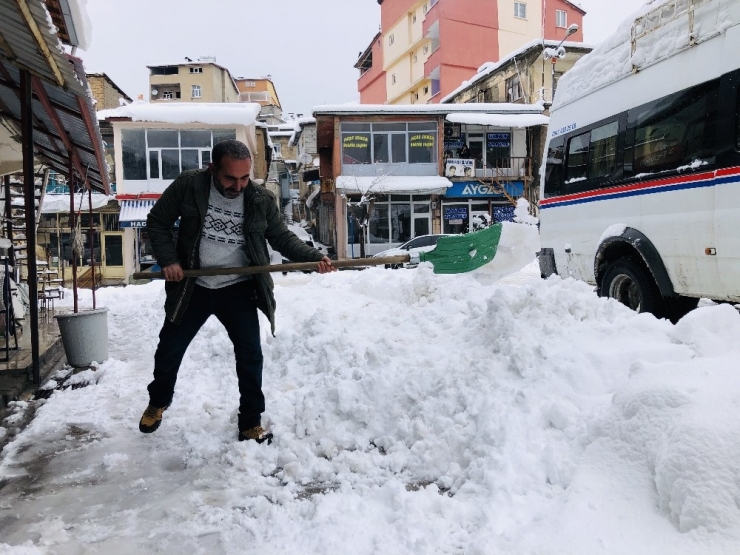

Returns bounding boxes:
[162,91,173,100]
[556,9,567,28]
[423,3,428,13]
[389,33,395,46]
[191,85,201,99]
[514,1,526,19]
[423,44,429,54]
[189,67,203,74]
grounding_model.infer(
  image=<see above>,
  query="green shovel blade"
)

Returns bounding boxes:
[419,223,504,274]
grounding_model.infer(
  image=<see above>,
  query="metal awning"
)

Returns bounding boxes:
[446,113,550,128]
[336,175,452,195]
[119,199,156,228]
[0,0,110,193]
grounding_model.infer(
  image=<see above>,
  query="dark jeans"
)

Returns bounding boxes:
[147,280,264,430]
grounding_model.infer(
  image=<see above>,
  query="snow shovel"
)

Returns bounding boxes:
[132,223,503,280]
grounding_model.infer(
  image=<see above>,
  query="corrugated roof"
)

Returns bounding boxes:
[0,0,109,193]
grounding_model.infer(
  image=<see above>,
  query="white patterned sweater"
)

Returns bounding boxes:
[196,183,251,289]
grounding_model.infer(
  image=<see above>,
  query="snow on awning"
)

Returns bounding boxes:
[305,187,320,209]
[98,101,261,127]
[336,176,452,195]
[446,113,549,128]
[119,199,157,228]
[41,193,112,213]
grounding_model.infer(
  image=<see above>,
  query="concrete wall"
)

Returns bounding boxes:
[150,64,239,103]
[358,35,387,104]
[543,0,584,42]
[87,75,129,111]
[497,0,543,61]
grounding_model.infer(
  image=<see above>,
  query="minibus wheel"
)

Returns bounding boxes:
[663,296,699,323]
[599,258,663,316]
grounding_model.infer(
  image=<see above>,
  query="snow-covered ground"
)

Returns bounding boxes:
[2,222,740,554]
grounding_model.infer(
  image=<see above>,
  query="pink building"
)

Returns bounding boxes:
[356,0,585,105]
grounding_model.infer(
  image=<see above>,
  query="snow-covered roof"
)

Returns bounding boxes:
[41,193,112,214]
[314,103,544,116]
[446,113,549,128]
[336,175,452,195]
[98,101,261,126]
[554,0,732,110]
[289,116,317,146]
[66,0,93,50]
[440,39,593,104]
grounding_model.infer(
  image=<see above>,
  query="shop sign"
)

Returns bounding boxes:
[445,181,525,198]
[120,219,180,229]
[444,133,466,150]
[409,133,436,148]
[342,134,369,149]
[487,132,511,148]
[444,206,468,224]
[445,158,475,177]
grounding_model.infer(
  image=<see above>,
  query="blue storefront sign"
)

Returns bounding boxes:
[445,181,524,198]
[487,132,511,148]
[444,133,466,150]
[444,207,468,221]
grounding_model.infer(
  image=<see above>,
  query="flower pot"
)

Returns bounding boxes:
[54,307,109,368]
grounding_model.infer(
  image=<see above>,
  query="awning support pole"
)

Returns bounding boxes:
[88,187,96,309]
[20,69,40,384]
[68,155,78,314]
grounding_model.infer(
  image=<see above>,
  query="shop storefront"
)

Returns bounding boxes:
[441,181,523,234]
[117,196,179,273]
[335,175,451,258]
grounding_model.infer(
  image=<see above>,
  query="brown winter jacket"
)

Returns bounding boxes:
[146,169,324,334]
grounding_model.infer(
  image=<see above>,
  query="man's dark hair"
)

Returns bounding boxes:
[212,139,252,167]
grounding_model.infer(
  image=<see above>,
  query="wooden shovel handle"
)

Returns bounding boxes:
[132,255,411,280]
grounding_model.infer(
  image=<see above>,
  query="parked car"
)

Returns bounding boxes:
[278,224,328,274]
[372,234,451,269]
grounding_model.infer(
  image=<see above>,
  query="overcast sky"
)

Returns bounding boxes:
[80,0,649,117]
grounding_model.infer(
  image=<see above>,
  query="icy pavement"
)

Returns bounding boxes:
[1,222,740,554]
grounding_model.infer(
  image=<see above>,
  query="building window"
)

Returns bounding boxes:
[273,143,282,157]
[341,122,437,166]
[423,3,428,13]
[506,74,522,102]
[392,74,396,85]
[189,67,203,74]
[556,9,567,28]
[412,13,417,23]
[122,128,237,181]
[423,44,429,54]
[389,34,395,45]
[192,85,201,98]
[413,54,418,63]
[423,86,429,95]
[514,2,526,18]
[162,91,173,100]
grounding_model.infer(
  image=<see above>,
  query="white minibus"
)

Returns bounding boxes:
[539,0,740,321]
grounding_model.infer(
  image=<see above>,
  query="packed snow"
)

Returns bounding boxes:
[2,222,740,554]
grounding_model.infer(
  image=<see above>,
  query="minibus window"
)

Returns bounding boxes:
[736,86,740,150]
[543,137,565,197]
[628,79,719,174]
[588,121,619,179]
[565,132,590,183]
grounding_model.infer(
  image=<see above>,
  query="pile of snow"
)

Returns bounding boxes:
[1,222,740,553]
